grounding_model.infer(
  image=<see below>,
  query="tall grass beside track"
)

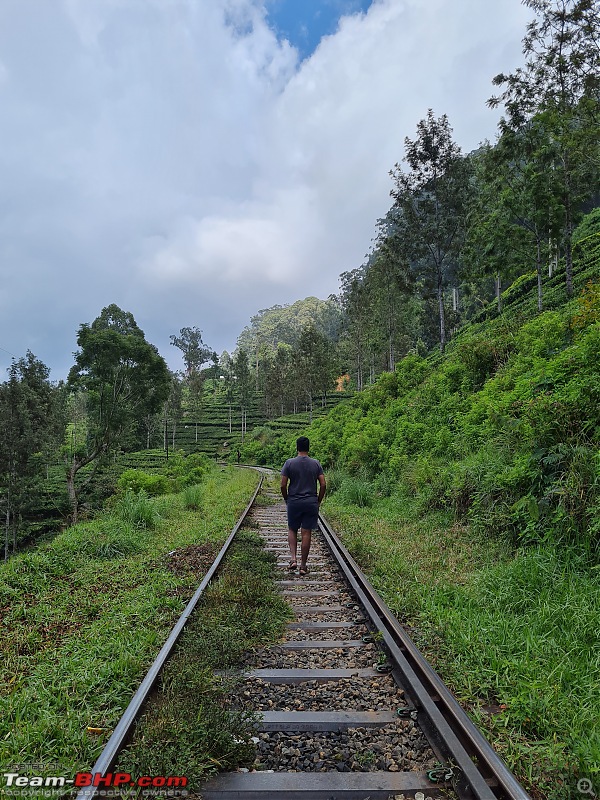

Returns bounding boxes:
[324,495,600,800]
[0,466,258,778]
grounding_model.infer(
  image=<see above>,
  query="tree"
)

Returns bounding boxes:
[66,304,170,524]
[164,372,184,453]
[486,122,564,311]
[0,352,63,557]
[365,216,415,372]
[390,110,472,351]
[219,351,236,433]
[295,325,336,422]
[339,269,370,391]
[170,327,213,378]
[489,0,600,296]
[463,144,535,312]
[233,349,252,441]
[263,343,293,417]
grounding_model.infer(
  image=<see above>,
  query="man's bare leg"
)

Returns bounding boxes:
[300,527,312,572]
[288,528,298,566]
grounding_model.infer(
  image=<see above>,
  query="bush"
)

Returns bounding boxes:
[53,519,144,560]
[113,489,162,529]
[324,468,349,495]
[183,484,204,511]
[117,469,169,497]
[338,477,374,508]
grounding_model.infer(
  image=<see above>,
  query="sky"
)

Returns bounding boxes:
[0,0,533,379]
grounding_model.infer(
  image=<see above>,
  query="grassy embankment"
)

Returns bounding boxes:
[272,226,599,800]
[0,465,288,780]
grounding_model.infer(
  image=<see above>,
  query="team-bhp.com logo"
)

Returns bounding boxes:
[3,772,188,794]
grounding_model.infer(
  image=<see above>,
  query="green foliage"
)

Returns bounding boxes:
[66,304,171,523]
[117,468,169,497]
[337,476,374,508]
[296,251,600,558]
[572,281,600,330]
[170,326,213,377]
[159,450,212,491]
[420,547,600,798]
[182,484,203,511]
[56,519,144,560]
[572,208,600,246]
[0,467,260,780]
[236,296,342,363]
[113,489,163,529]
[0,352,64,553]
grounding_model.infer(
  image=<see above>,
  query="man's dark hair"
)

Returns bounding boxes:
[297,436,310,452]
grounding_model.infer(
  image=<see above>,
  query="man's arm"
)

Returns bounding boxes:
[317,473,326,504]
[281,474,289,503]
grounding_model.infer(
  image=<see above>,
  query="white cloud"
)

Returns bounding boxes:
[0,0,531,377]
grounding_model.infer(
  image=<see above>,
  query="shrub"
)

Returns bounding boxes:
[182,467,206,487]
[183,484,204,511]
[324,468,349,495]
[572,207,600,246]
[113,489,162,529]
[54,519,144,560]
[117,469,169,497]
[338,477,374,508]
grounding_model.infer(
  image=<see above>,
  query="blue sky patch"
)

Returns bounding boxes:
[266,0,373,58]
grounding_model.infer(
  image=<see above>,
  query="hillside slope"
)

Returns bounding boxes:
[240,219,600,798]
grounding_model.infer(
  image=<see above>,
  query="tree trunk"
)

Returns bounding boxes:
[66,465,79,526]
[437,277,446,352]
[496,272,502,313]
[563,156,574,297]
[4,506,9,562]
[536,237,543,313]
[356,351,363,392]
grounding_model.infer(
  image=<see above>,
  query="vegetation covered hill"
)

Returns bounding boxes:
[234,223,599,798]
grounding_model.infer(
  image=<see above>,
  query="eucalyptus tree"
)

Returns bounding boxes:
[67,305,170,524]
[463,144,535,311]
[233,349,252,440]
[170,326,213,377]
[364,215,415,371]
[263,343,293,417]
[390,110,472,351]
[295,325,336,421]
[339,268,372,390]
[170,326,214,423]
[489,0,600,296]
[0,352,63,557]
[164,371,184,452]
[480,122,564,311]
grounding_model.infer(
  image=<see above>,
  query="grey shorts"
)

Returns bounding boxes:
[287,498,319,532]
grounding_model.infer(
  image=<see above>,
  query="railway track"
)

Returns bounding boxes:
[76,475,531,800]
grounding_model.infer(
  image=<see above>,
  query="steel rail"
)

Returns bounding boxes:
[318,512,531,800]
[75,475,264,800]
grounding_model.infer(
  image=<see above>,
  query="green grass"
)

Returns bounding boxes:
[116,529,292,788]
[0,465,259,777]
[324,494,600,800]
[182,483,204,510]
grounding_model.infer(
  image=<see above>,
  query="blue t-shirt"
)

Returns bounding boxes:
[281,455,324,501]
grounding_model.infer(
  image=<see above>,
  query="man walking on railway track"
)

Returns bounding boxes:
[281,436,326,576]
